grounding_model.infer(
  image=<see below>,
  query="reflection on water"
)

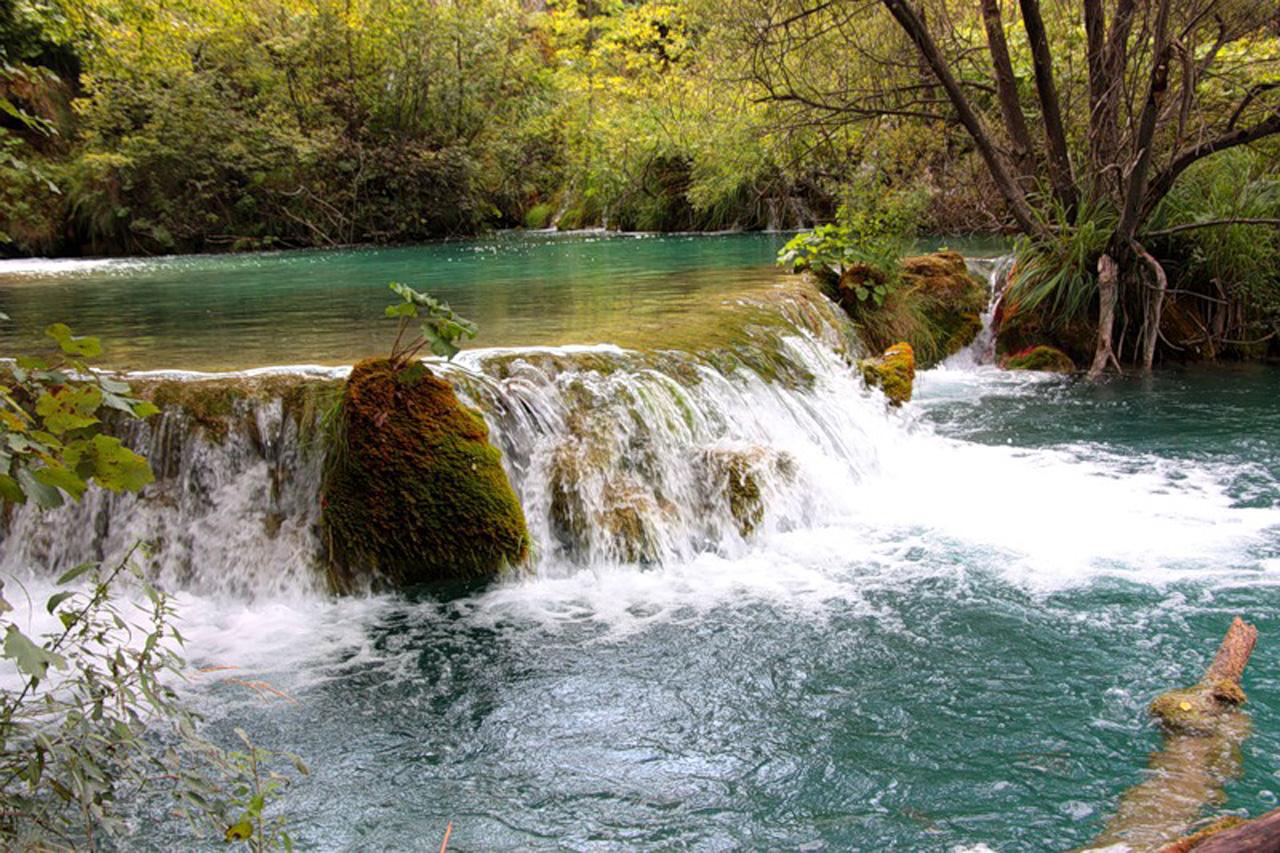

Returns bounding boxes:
[0,232,1007,370]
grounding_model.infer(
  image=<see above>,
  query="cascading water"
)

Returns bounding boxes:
[2,260,1279,850]
[0,284,902,596]
[942,255,1015,369]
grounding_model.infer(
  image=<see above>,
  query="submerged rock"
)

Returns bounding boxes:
[860,342,915,406]
[699,445,796,539]
[1003,345,1075,373]
[321,358,530,590]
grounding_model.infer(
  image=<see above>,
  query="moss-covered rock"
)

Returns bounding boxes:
[321,358,530,590]
[136,374,341,443]
[829,251,987,367]
[1003,345,1076,373]
[699,445,796,539]
[860,342,915,406]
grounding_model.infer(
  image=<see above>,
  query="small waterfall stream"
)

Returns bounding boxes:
[0,285,908,597]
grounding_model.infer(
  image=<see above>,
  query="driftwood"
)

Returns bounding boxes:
[1088,617,1260,851]
[1160,806,1280,852]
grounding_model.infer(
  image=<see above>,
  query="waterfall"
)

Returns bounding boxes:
[0,285,908,597]
[943,254,1014,368]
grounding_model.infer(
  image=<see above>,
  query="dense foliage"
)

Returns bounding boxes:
[2,0,1278,366]
[0,328,304,849]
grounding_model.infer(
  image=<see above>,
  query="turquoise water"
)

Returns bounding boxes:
[161,367,1280,852]
[0,233,1003,370]
[3,234,1276,851]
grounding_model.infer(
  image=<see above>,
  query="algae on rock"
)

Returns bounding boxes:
[321,358,530,590]
[1003,345,1076,373]
[860,342,916,406]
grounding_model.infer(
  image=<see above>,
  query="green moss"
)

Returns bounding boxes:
[321,358,530,590]
[135,375,341,443]
[833,252,987,367]
[523,203,554,230]
[860,342,915,406]
[1003,345,1075,373]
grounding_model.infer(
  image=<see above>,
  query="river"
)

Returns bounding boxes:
[1,234,1277,851]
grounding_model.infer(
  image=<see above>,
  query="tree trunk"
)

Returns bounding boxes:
[980,0,1036,179]
[1093,618,1259,850]
[1135,242,1168,372]
[1017,0,1077,214]
[1089,253,1119,379]
[880,0,1045,239]
[1160,807,1280,852]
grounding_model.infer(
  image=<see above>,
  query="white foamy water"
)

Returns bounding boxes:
[2,285,1278,676]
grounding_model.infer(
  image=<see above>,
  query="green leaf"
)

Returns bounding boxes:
[46,591,74,613]
[56,562,97,585]
[0,474,25,505]
[225,817,253,842]
[34,465,88,501]
[385,302,417,318]
[17,468,63,509]
[131,401,161,418]
[87,435,154,493]
[35,385,103,435]
[3,624,67,681]
[44,324,103,358]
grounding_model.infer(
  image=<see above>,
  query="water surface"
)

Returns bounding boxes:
[0,232,1004,370]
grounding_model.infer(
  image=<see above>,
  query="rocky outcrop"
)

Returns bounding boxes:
[832,251,987,366]
[860,342,915,406]
[321,358,530,590]
[1002,345,1075,373]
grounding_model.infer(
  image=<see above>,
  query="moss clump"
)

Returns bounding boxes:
[828,252,987,367]
[1150,678,1248,737]
[860,342,915,406]
[321,358,530,590]
[1003,345,1075,373]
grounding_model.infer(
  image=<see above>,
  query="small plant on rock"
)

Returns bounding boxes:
[384,282,478,365]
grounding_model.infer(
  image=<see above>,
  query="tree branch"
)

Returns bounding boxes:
[1145,218,1280,238]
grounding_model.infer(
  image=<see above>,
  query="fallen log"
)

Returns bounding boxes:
[1088,617,1258,851]
[1159,806,1280,852]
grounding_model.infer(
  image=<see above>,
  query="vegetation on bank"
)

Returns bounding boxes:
[1,0,1278,369]
[0,325,304,849]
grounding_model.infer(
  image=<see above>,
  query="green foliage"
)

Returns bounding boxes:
[1151,150,1280,326]
[779,185,923,307]
[385,282,479,363]
[523,202,555,230]
[1006,197,1117,323]
[0,328,303,849]
[0,322,157,508]
[0,546,304,849]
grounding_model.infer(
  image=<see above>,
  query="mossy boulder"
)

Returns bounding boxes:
[830,252,987,366]
[901,252,988,362]
[860,342,915,406]
[1003,345,1075,373]
[321,358,530,590]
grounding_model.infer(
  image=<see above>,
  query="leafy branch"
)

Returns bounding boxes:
[384,282,478,365]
